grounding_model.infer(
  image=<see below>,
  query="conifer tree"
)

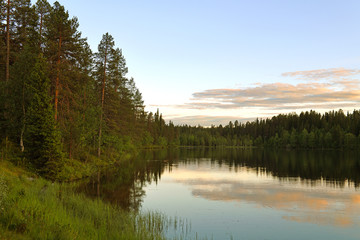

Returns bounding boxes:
[43,1,91,159]
[0,1,7,78]
[25,54,63,177]
[44,1,83,121]
[12,0,38,50]
[0,0,13,154]
[35,0,50,47]
[8,45,38,152]
[94,33,115,157]
[5,0,10,83]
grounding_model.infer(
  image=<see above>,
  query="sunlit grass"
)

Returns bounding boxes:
[0,161,168,240]
[0,160,211,240]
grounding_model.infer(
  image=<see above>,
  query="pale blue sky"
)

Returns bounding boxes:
[38,0,360,125]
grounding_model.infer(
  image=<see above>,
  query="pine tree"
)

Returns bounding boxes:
[8,45,38,152]
[35,0,50,47]
[25,54,63,177]
[44,1,84,121]
[5,0,10,83]
[43,1,91,159]
[0,1,6,80]
[0,0,14,155]
[12,0,38,50]
[94,33,114,157]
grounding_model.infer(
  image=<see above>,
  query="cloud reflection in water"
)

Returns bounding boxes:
[168,165,360,227]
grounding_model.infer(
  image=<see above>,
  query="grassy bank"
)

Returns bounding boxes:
[0,160,167,240]
[0,139,136,182]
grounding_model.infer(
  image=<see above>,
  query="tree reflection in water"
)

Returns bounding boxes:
[78,148,360,211]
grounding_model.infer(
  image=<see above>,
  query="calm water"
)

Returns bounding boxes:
[80,148,360,239]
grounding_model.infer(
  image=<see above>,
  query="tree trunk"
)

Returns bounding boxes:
[39,14,43,48]
[97,170,100,198]
[97,117,102,157]
[69,132,72,159]
[83,88,86,121]
[6,0,10,83]
[55,35,62,121]
[66,96,72,159]
[20,81,25,152]
[4,0,11,155]
[98,51,107,157]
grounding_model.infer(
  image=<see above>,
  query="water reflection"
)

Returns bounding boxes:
[140,148,360,187]
[168,165,360,227]
[78,158,160,211]
[78,148,360,228]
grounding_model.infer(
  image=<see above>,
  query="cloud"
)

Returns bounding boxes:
[181,69,360,111]
[282,68,360,80]
[169,167,360,227]
[148,67,360,125]
[167,115,255,126]
[187,83,360,110]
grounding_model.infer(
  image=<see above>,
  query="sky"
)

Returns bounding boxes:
[35,0,360,126]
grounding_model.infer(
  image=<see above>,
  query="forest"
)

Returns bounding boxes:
[0,0,158,179]
[173,109,360,149]
[1,0,360,181]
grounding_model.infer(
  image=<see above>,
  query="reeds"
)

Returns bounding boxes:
[0,161,210,240]
[0,164,167,240]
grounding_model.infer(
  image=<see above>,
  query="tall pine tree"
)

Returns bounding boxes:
[94,33,115,157]
[25,54,63,177]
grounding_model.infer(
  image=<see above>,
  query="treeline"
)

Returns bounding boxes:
[0,0,163,178]
[155,110,360,149]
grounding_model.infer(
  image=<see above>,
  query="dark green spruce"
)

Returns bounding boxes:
[24,54,63,177]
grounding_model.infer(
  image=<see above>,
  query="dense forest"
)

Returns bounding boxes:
[171,110,360,149]
[0,0,158,178]
[1,0,360,180]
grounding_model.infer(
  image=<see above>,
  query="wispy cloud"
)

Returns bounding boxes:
[182,68,360,111]
[166,115,255,126]
[149,68,360,125]
[282,68,360,80]
[170,167,360,227]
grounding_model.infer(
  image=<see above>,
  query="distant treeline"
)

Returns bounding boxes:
[151,109,360,149]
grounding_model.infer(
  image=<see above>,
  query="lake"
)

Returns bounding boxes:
[79,148,360,239]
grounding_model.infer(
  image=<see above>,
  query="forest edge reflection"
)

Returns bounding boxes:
[77,148,360,227]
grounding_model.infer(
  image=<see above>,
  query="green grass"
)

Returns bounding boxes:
[0,160,167,240]
[0,157,211,240]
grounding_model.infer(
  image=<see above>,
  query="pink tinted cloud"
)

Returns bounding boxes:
[168,115,255,126]
[184,69,360,110]
[282,68,360,80]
